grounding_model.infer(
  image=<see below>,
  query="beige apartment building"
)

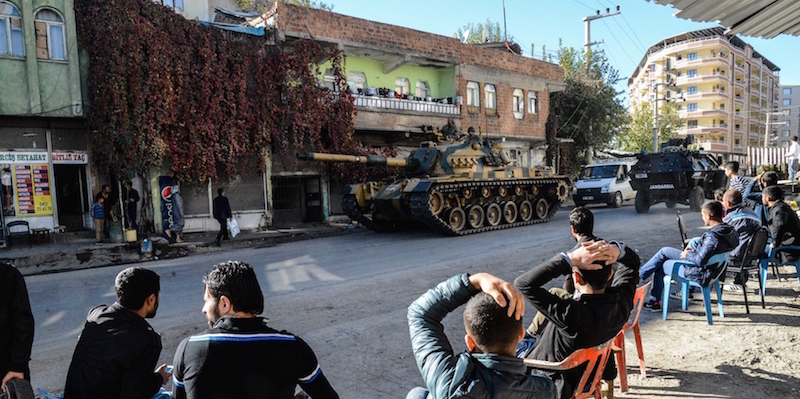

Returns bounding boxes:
[629,28,780,158]
[777,85,800,147]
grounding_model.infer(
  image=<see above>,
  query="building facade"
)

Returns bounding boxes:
[628,28,780,158]
[777,85,800,147]
[0,0,97,238]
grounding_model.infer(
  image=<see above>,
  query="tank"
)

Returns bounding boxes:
[628,138,728,214]
[297,138,571,235]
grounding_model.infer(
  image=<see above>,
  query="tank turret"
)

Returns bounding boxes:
[299,140,571,235]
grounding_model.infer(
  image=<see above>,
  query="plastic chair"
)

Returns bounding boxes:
[724,227,769,314]
[760,244,800,294]
[6,220,31,248]
[524,337,615,399]
[614,281,651,392]
[662,252,730,325]
[676,211,691,248]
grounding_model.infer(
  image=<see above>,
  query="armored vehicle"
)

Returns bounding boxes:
[298,138,570,235]
[629,139,727,214]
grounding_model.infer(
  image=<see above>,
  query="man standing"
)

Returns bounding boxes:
[440,117,459,140]
[786,136,800,180]
[0,262,35,392]
[212,188,232,246]
[172,261,338,399]
[101,184,113,238]
[64,267,170,399]
[724,161,748,193]
[763,186,800,264]
[407,272,556,399]
[638,202,738,311]
[123,181,139,230]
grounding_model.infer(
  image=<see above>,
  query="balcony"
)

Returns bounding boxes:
[354,95,459,115]
[694,140,729,152]
[678,125,729,135]
[683,89,728,101]
[734,95,745,104]
[734,79,745,88]
[679,107,727,118]
[735,63,746,72]
[676,54,729,69]
[675,72,728,85]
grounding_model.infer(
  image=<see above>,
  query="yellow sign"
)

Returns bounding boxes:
[14,164,53,216]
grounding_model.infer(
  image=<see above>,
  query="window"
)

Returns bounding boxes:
[782,141,789,147]
[784,88,792,95]
[688,120,698,128]
[787,120,792,126]
[784,131,790,137]
[687,52,697,61]
[783,98,791,106]
[466,81,479,107]
[735,138,741,146]
[688,86,698,95]
[528,91,538,114]
[0,2,24,57]
[155,0,184,11]
[484,84,496,109]
[687,69,697,78]
[786,109,792,116]
[34,9,66,60]
[394,78,410,95]
[415,81,430,98]
[687,103,698,112]
[512,89,524,119]
[346,72,366,92]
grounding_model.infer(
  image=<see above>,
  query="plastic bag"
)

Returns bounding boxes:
[228,218,240,238]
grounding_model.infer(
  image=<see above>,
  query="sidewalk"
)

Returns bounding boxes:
[1,223,351,276]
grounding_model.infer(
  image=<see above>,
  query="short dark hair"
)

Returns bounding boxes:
[115,267,160,310]
[217,188,224,195]
[203,261,264,315]
[724,161,739,173]
[762,171,779,187]
[578,262,614,290]
[95,192,104,202]
[569,207,594,237]
[793,136,798,142]
[763,186,784,202]
[463,293,521,352]
[723,189,742,206]
[101,184,110,191]
[714,188,726,202]
[702,201,724,221]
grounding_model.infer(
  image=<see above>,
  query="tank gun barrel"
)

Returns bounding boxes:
[297,152,408,167]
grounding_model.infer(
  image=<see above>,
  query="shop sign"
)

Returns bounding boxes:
[52,152,88,164]
[15,164,53,216]
[0,152,48,164]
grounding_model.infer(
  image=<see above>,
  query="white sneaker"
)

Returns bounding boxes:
[723,283,742,292]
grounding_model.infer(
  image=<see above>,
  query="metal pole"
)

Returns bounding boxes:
[653,85,659,153]
[765,112,770,146]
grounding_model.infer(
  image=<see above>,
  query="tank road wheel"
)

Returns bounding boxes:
[555,181,569,202]
[635,191,650,214]
[531,185,539,196]
[534,198,549,219]
[514,185,524,196]
[462,188,474,200]
[485,203,502,226]
[481,186,492,199]
[689,186,705,213]
[519,200,533,222]
[429,191,445,216]
[497,186,509,197]
[447,207,466,231]
[502,201,518,224]
[608,191,623,208]
[467,205,485,229]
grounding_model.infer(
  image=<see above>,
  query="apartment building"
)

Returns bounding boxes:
[628,28,780,159]
[777,85,800,147]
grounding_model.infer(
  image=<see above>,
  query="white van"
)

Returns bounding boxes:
[573,158,638,208]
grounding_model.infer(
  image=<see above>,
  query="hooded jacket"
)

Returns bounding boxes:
[682,223,738,285]
[723,204,762,260]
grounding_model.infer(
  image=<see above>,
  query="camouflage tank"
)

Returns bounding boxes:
[297,137,570,236]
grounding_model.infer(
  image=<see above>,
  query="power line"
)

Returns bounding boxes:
[600,19,637,65]
[572,0,596,11]
[620,12,648,52]
[611,14,646,54]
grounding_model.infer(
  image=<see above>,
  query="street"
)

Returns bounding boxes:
[26,203,798,398]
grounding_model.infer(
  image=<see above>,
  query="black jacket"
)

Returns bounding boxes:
[515,246,640,399]
[212,195,231,220]
[64,303,163,399]
[682,223,738,285]
[0,264,34,380]
[767,200,800,262]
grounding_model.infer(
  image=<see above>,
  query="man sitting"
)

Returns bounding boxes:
[406,273,556,399]
[639,202,738,310]
[514,241,640,399]
[763,186,800,264]
[721,189,762,289]
[724,161,748,193]
[743,171,779,224]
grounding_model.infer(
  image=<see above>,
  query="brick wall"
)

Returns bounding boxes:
[271,3,563,141]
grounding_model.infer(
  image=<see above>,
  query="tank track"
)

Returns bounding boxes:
[408,179,564,236]
[342,194,396,232]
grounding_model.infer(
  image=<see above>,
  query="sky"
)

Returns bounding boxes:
[329,0,800,106]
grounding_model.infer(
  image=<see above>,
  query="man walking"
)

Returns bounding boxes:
[64,267,170,399]
[172,261,338,399]
[786,136,800,180]
[212,188,232,246]
[0,262,35,392]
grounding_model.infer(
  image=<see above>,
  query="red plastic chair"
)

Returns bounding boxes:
[614,281,651,392]
[524,337,615,399]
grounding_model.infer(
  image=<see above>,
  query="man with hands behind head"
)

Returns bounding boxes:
[406,272,556,399]
[515,240,640,399]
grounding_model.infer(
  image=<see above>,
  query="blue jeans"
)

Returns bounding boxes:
[790,159,799,180]
[639,247,683,299]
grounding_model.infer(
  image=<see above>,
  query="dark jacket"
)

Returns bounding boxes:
[0,264,34,380]
[212,195,231,220]
[173,317,338,399]
[723,204,762,261]
[742,179,768,224]
[767,200,800,263]
[64,303,163,399]
[682,223,738,285]
[408,274,557,399]
[123,187,139,214]
[514,246,640,399]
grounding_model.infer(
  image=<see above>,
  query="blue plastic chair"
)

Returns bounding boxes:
[662,252,730,325]
[760,245,800,294]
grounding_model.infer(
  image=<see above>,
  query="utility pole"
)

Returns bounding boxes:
[764,110,789,146]
[583,6,620,59]
[502,0,508,42]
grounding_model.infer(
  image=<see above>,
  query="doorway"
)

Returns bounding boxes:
[54,165,88,231]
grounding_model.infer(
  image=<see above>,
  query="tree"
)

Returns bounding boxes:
[619,102,684,153]
[550,46,627,176]
[455,20,512,44]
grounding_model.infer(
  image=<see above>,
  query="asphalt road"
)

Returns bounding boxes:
[25,201,703,398]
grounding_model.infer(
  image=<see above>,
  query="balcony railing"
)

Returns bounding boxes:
[354,95,460,115]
